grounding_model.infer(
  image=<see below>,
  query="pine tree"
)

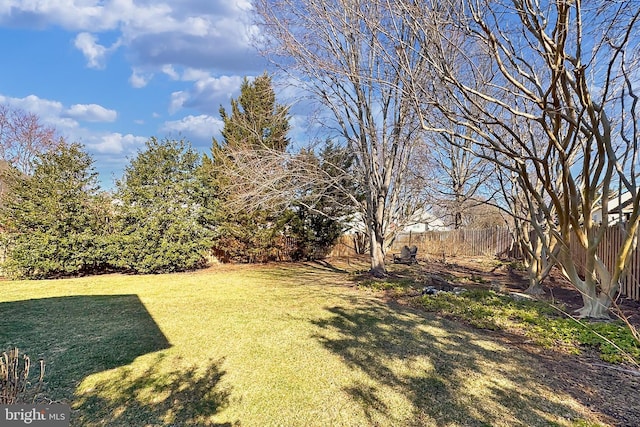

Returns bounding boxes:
[113,138,212,273]
[206,73,292,262]
[215,73,290,151]
[0,143,110,278]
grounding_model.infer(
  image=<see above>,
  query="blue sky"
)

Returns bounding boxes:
[0,1,288,189]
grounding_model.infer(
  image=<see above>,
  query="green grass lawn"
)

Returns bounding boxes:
[0,262,606,426]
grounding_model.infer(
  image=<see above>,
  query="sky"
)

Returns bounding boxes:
[0,0,290,190]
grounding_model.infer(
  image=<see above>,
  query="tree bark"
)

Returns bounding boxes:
[370,229,386,277]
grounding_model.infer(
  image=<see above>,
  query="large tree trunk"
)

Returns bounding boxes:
[574,274,618,319]
[524,232,557,296]
[370,231,386,277]
[576,291,615,319]
[559,249,615,319]
[369,200,387,277]
[525,266,545,295]
[524,237,545,295]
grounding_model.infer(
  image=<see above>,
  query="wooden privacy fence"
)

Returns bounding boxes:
[569,226,640,301]
[329,226,640,301]
[390,227,517,258]
[328,228,518,259]
[327,233,368,257]
[392,227,640,300]
[210,236,299,263]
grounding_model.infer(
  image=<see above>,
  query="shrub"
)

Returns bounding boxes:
[0,143,112,279]
[0,348,45,404]
[113,138,213,273]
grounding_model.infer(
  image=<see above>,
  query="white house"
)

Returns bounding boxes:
[593,191,635,225]
[341,209,449,235]
[399,208,449,233]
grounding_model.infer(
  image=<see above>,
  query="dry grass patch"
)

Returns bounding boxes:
[0,262,608,426]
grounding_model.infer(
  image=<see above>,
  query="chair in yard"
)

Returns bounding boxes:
[393,245,418,265]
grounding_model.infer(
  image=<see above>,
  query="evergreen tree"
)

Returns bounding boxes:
[215,72,290,151]
[287,141,360,259]
[205,73,292,262]
[0,143,110,278]
[113,138,212,273]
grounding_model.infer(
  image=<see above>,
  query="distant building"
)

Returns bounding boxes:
[593,191,634,225]
[399,208,449,233]
[341,209,449,235]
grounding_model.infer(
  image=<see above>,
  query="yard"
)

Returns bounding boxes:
[1,257,638,426]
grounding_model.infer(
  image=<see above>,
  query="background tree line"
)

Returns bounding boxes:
[0,74,358,278]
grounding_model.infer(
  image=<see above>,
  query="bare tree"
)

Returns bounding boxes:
[0,105,57,175]
[430,131,496,229]
[213,143,360,214]
[395,0,640,317]
[255,0,428,275]
[492,148,560,295]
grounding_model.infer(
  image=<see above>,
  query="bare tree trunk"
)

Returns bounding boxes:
[370,227,386,277]
[525,250,555,295]
[557,248,616,318]
[525,246,546,295]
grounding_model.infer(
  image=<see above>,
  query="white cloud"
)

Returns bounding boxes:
[0,1,265,78]
[0,92,147,153]
[169,91,190,114]
[161,114,223,140]
[88,132,148,155]
[183,16,210,37]
[74,32,118,69]
[162,65,180,80]
[168,73,244,115]
[0,1,166,32]
[0,94,77,130]
[1,95,118,128]
[65,103,117,122]
[182,68,212,82]
[188,74,244,109]
[129,68,154,88]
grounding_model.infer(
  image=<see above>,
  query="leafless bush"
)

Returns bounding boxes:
[0,347,45,404]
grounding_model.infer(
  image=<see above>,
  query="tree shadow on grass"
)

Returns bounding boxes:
[0,295,171,402]
[265,261,351,283]
[73,355,236,427]
[312,300,603,426]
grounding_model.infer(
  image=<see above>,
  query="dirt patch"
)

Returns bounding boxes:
[397,255,640,427]
[425,256,640,330]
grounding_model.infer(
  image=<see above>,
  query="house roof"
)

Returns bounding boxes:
[607,191,634,213]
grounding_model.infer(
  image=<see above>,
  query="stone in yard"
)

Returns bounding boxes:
[422,286,439,295]
[426,274,454,291]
